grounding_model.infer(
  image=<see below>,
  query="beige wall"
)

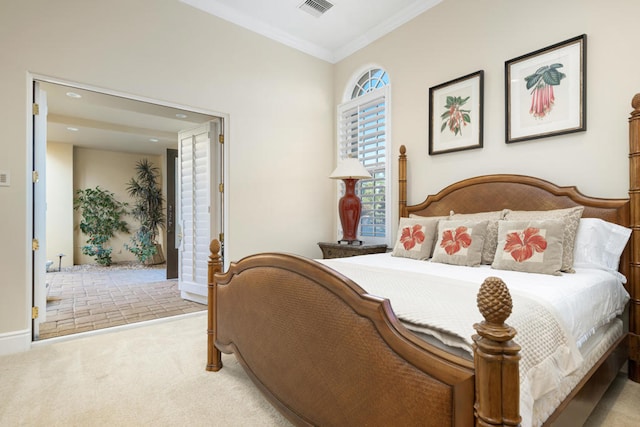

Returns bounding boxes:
[46,142,74,269]
[73,148,163,265]
[0,0,334,346]
[4,0,636,352]
[334,0,640,231]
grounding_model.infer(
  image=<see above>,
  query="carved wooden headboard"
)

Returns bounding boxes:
[396,93,640,382]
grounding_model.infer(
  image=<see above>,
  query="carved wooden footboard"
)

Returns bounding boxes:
[205,171,632,426]
[207,240,520,426]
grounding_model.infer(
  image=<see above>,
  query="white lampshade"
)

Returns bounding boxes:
[329,158,371,180]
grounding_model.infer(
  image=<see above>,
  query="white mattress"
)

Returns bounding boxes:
[318,253,630,427]
[532,319,624,426]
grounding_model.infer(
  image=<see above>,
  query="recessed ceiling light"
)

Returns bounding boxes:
[66,92,82,99]
[66,127,79,132]
[175,113,188,119]
[149,138,159,142]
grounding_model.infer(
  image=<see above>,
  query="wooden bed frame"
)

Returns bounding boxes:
[206,95,640,426]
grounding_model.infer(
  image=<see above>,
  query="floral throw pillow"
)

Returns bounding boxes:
[431,220,489,267]
[492,219,565,275]
[391,217,440,260]
[505,206,583,272]
[450,209,509,265]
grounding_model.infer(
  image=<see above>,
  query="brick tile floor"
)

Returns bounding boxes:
[38,264,205,340]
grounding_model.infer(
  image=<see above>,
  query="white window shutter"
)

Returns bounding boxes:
[178,122,213,303]
[337,87,389,244]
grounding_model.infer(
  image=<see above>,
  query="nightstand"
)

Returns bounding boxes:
[318,242,388,259]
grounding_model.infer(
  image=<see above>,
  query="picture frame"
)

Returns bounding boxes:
[429,70,484,155]
[505,34,586,144]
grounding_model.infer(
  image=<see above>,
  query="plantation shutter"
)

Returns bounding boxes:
[178,122,215,304]
[337,87,389,244]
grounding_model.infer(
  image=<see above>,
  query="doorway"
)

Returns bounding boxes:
[30,76,228,340]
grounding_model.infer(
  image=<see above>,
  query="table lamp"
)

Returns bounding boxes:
[329,158,372,245]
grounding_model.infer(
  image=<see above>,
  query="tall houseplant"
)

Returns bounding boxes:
[74,186,129,266]
[126,159,166,264]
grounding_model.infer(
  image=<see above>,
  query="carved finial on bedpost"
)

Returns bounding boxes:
[208,239,223,279]
[632,93,640,113]
[399,145,407,218]
[473,277,521,427]
[207,239,223,372]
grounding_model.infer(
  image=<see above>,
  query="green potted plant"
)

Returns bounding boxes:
[74,186,129,266]
[125,159,166,264]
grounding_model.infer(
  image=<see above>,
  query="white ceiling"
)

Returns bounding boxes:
[180,0,442,63]
[42,81,217,156]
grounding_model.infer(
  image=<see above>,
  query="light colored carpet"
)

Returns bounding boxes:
[1,312,638,426]
[0,313,290,426]
[583,367,640,427]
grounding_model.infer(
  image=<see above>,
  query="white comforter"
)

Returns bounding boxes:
[318,253,629,427]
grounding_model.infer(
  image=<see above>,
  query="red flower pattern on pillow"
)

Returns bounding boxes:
[504,227,548,262]
[400,224,426,250]
[440,226,472,255]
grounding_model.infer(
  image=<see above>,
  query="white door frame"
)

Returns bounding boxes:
[32,81,48,339]
[27,72,230,342]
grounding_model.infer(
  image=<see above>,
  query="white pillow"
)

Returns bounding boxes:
[572,218,631,281]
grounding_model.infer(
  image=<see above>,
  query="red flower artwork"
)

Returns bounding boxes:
[440,226,472,255]
[525,64,566,119]
[400,225,425,250]
[504,227,548,262]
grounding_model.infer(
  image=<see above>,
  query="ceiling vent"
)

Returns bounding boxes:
[298,0,334,18]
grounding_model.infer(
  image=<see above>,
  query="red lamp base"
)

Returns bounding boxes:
[338,178,362,244]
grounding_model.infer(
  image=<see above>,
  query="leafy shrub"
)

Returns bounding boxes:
[125,159,165,263]
[74,186,129,266]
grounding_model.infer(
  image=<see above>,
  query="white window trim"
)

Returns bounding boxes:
[336,85,391,245]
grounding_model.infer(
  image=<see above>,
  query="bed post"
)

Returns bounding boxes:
[628,94,640,382]
[473,277,521,427]
[399,145,407,218]
[206,239,223,372]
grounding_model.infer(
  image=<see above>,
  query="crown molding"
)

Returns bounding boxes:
[181,0,442,64]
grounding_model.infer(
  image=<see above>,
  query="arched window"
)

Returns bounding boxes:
[351,68,389,98]
[336,68,390,244]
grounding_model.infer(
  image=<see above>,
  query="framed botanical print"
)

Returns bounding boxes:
[505,34,586,143]
[429,70,484,155]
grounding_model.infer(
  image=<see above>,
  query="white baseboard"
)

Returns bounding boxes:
[0,329,31,356]
[31,311,206,347]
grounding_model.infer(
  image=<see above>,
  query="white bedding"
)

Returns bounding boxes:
[318,253,630,427]
[321,253,629,350]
